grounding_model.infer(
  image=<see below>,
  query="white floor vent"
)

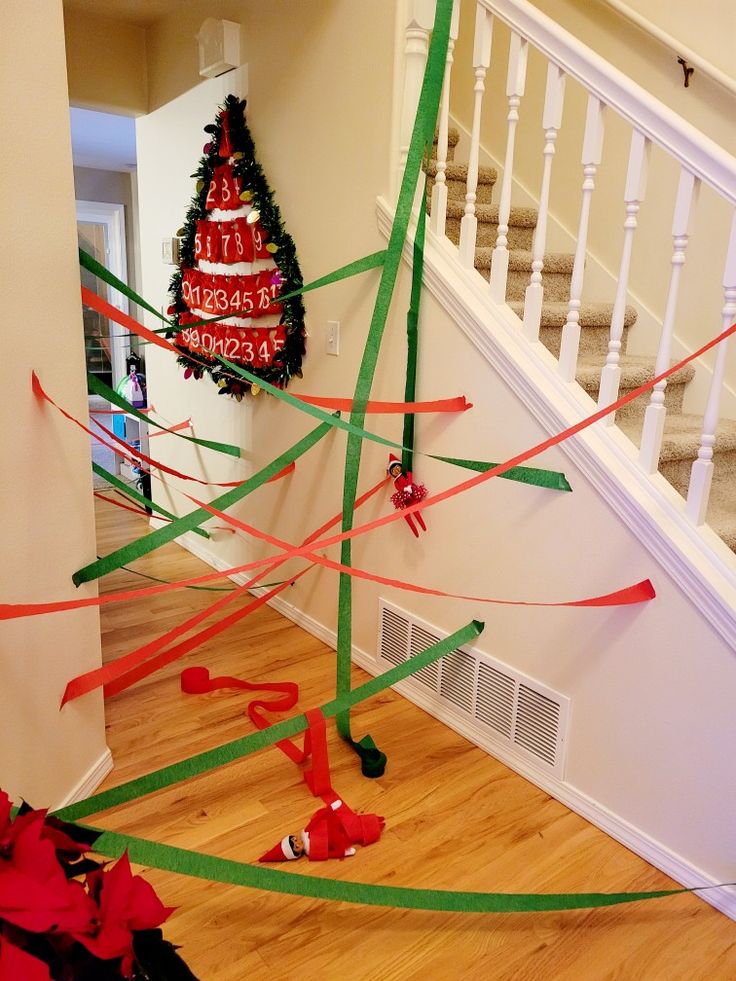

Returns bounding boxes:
[377,600,570,778]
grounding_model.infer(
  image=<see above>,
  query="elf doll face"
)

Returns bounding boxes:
[288,833,305,858]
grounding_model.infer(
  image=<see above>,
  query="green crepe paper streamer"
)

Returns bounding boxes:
[80,247,386,334]
[83,829,712,913]
[114,562,289,593]
[336,0,453,761]
[55,620,483,821]
[401,177,427,475]
[73,418,335,586]
[80,248,166,323]
[88,373,240,457]
[92,462,210,540]
[80,230,569,492]
[213,356,570,492]
[168,251,389,331]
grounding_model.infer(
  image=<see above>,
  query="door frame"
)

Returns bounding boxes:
[76,200,130,384]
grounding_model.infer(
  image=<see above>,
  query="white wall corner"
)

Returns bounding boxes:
[53,747,114,811]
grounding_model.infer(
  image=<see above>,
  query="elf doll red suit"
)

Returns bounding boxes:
[259,799,384,863]
[387,454,427,538]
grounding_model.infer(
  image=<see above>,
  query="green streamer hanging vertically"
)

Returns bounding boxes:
[402,176,428,474]
[335,0,454,771]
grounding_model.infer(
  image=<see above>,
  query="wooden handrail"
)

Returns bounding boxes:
[482,0,736,205]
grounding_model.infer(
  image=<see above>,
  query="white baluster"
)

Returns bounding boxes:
[685,211,736,525]
[639,169,699,472]
[522,63,566,342]
[458,4,494,268]
[397,0,435,199]
[558,95,605,381]
[430,0,461,238]
[489,31,528,303]
[598,129,651,423]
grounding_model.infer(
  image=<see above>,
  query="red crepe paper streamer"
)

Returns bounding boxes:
[16,315,736,624]
[148,418,191,438]
[293,394,472,414]
[101,567,314,698]
[180,676,385,860]
[62,480,389,704]
[93,492,160,520]
[33,371,291,490]
[190,494,656,610]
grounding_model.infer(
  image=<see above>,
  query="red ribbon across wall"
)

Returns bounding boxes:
[61,479,390,704]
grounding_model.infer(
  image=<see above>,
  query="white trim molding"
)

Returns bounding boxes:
[250,583,736,922]
[53,747,113,811]
[174,529,736,920]
[377,195,736,651]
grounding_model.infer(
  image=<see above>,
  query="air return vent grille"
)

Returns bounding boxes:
[377,600,569,778]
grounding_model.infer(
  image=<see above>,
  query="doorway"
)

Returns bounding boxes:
[76,200,130,389]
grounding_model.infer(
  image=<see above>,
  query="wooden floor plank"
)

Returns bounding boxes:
[88,498,736,979]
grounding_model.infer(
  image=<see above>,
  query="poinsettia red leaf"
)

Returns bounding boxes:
[0,934,52,981]
[0,870,96,933]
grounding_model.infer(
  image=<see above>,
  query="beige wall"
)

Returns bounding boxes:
[1,0,107,807]
[621,0,736,80]
[451,0,736,414]
[135,0,736,884]
[64,6,148,115]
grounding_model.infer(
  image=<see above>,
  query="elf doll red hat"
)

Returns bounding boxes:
[259,800,383,863]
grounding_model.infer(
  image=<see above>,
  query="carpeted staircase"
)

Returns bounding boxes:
[428,130,736,552]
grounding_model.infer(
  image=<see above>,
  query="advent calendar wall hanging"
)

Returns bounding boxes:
[168,95,306,400]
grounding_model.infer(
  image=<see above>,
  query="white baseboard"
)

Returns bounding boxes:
[54,747,113,811]
[256,589,736,922]
[175,529,736,920]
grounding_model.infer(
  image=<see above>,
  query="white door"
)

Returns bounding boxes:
[76,200,130,386]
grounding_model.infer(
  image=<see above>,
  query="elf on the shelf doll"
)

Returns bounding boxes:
[259,799,384,863]
[387,454,427,538]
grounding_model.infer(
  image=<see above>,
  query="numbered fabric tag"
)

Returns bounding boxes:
[182,269,283,318]
[205,164,243,211]
[177,321,287,366]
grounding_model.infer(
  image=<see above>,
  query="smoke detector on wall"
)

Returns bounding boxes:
[197,19,241,79]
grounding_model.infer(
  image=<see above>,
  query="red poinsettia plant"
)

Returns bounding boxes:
[0,792,198,980]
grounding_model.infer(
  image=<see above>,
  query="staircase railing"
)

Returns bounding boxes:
[394,0,736,551]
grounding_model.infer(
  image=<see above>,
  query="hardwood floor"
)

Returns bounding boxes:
[90,499,736,980]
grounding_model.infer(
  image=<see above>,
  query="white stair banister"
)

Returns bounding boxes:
[598,128,650,423]
[558,94,606,381]
[397,0,435,200]
[430,0,461,238]
[489,31,528,303]
[521,61,566,342]
[458,3,494,268]
[685,210,736,525]
[639,169,699,473]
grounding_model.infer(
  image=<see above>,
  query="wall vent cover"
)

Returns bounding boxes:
[377,600,570,778]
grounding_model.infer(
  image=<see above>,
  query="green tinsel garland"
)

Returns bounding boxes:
[168,95,306,400]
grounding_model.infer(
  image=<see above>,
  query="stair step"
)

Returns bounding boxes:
[619,413,736,500]
[442,201,537,251]
[508,301,637,360]
[706,478,736,551]
[475,249,573,302]
[432,127,460,163]
[576,355,695,426]
[426,161,497,205]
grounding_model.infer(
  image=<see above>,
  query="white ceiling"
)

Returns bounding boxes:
[63,0,183,27]
[70,108,137,171]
